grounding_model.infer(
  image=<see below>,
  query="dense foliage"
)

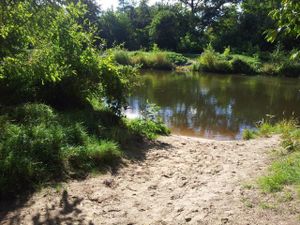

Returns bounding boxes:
[0,0,299,198]
[0,0,138,113]
[0,0,169,197]
[192,44,300,76]
[75,0,300,54]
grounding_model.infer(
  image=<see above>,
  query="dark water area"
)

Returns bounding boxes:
[126,71,300,140]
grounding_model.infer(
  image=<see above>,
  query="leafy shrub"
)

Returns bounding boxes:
[196,45,232,73]
[178,33,200,53]
[126,101,170,139]
[166,52,188,65]
[198,45,218,70]
[13,103,56,125]
[0,2,137,114]
[0,102,169,197]
[259,48,300,77]
[213,60,232,73]
[0,104,118,195]
[231,58,256,74]
[127,119,170,140]
[279,63,300,77]
[223,46,231,58]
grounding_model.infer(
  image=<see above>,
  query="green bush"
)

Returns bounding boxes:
[0,104,116,195]
[197,45,232,73]
[231,58,256,74]
[279,63,300,77]
[0,103,169,197]
[198,45,219,70]
[126,102,170,139]
[259,48,300,77]
[166,52,188,65]
[13,103,56,125]
[0,2,137,114]
[213,60,232,73]
[127,119,170,140]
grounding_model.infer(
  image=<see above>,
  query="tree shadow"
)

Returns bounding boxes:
[0,139,174,224]
[30,190,88,225]
[123,138,173,162]
[1,190,94,225]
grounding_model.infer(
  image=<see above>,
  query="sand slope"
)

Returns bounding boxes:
[1,135,299,225]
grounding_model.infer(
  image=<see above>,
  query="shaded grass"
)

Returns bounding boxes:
[0,103,170,197]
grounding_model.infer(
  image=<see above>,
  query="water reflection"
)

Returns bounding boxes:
[126,71,300,140]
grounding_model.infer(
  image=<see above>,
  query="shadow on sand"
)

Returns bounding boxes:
[0,139,173,225]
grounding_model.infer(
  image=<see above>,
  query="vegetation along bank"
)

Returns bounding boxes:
[1,0,300,223]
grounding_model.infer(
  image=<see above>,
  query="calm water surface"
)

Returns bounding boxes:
[126,71,300,140]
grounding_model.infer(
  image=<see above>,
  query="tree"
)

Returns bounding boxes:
[98,10,136,49]
[266,0,300,53]
[149,10,179,50]
[204,0,284,52]
[178,0,240,23]
[0,0,137,113]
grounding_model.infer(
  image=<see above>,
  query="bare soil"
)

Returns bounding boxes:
[1,135,300,225]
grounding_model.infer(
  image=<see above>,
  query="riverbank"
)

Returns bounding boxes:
[2,135,299,225]
[113,49,300,77]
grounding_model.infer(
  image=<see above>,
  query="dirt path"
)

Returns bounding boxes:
[1,135,299,225]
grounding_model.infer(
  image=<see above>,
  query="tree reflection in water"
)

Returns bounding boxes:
[126,71,300,140]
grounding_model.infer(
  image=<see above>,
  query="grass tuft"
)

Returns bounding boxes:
[242,129,257,140]
[257,119,300,193]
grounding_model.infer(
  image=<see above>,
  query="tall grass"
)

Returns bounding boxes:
[0,103,169,197]
[260,48,300,77]
[193,45,259,74]
[192,45,300,77]
[113,50,188,70]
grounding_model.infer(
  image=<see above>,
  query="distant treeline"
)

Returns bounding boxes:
[77,0,300,53]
